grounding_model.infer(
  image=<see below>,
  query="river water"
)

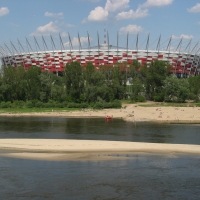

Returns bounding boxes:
[0,117,200,199]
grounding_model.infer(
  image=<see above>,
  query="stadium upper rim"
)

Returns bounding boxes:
[0,33,200,76]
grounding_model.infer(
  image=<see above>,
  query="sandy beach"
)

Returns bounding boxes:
[0,139,200,161]
[0,104,200,123]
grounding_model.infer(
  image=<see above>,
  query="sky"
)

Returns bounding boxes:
[0,0,200,52]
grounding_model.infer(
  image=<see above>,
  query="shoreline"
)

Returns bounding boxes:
[0,104,200,124]
[0,139,200,161]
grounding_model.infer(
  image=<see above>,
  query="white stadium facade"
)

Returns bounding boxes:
[0,33,200,77]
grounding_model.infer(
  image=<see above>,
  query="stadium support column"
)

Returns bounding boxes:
[195,50,200,75]
[87,31,91,64]
[182,39,192,77]
[26,38,34,69]
[188,42,198,76]
[34,36,42,69]
[156,35,161,60]
[59,33,65,69]
[126,32,129,64]
[174,38,183,75]
[117,32,119,63]
[0,46,8,66]
[0,45,10,66]
[4,43,15,67]
[97,31,100,67]
[126,32,129,81]
[78,32,82,64]
[68,33,73,62]
[107,31,110,64]
[50,34,57,74]
[145,34,150,65]
[42,35,49,51]
[166,36,172,63]
[192,47,200,76]
[136,34,139,61]
[59,33,65,51]
[42,36,49,71]
[17,39,26,69]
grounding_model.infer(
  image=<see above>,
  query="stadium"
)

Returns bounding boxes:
[0,32,200,77]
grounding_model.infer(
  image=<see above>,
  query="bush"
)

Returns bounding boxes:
[26,101,34,108]
[0,101,11,108]
[35,101,43,108]
[137,95,146,102]
[55,102,64,108]
[13,100,25,108]
[110,100,122,108]
[80,102,88,108]
[93,102,104,109]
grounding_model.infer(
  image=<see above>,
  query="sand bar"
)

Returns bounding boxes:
[0,139,200,161]
[1,104,200,123]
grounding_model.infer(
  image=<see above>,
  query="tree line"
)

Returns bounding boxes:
[0,60,200,108]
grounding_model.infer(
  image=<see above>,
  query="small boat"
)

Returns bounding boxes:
[105,115,113,120]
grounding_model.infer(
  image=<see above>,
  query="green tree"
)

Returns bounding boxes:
[64,61,84,102]
[188,75,200,101]
[164,74,189,102]
[141,60,170,101]
[25,66,42,100]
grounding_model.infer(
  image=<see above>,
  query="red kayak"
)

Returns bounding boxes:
[105,115,113,120]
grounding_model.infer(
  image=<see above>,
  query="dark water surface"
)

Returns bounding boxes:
[0,116,200,144]
[0,154,200,200]
[1,117,200,199]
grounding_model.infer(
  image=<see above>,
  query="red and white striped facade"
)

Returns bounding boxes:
[1,34,200,76]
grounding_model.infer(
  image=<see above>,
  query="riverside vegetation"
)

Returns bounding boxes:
[0,60,200,110]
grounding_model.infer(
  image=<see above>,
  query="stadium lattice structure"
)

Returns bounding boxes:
[0,32,200,76]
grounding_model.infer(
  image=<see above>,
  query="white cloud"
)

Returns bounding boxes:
[45,12,64,18]
[172,34,193,40]
[188,3,200,13]
[105,0,129,12]
[119,24,143,34]
[64,37,92,47]
[116,8,148,20]
[30,21,59,36]
[87,6,108,21]
[85,0,130,22]
[0,7,9,17]
[141,0,173,8]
